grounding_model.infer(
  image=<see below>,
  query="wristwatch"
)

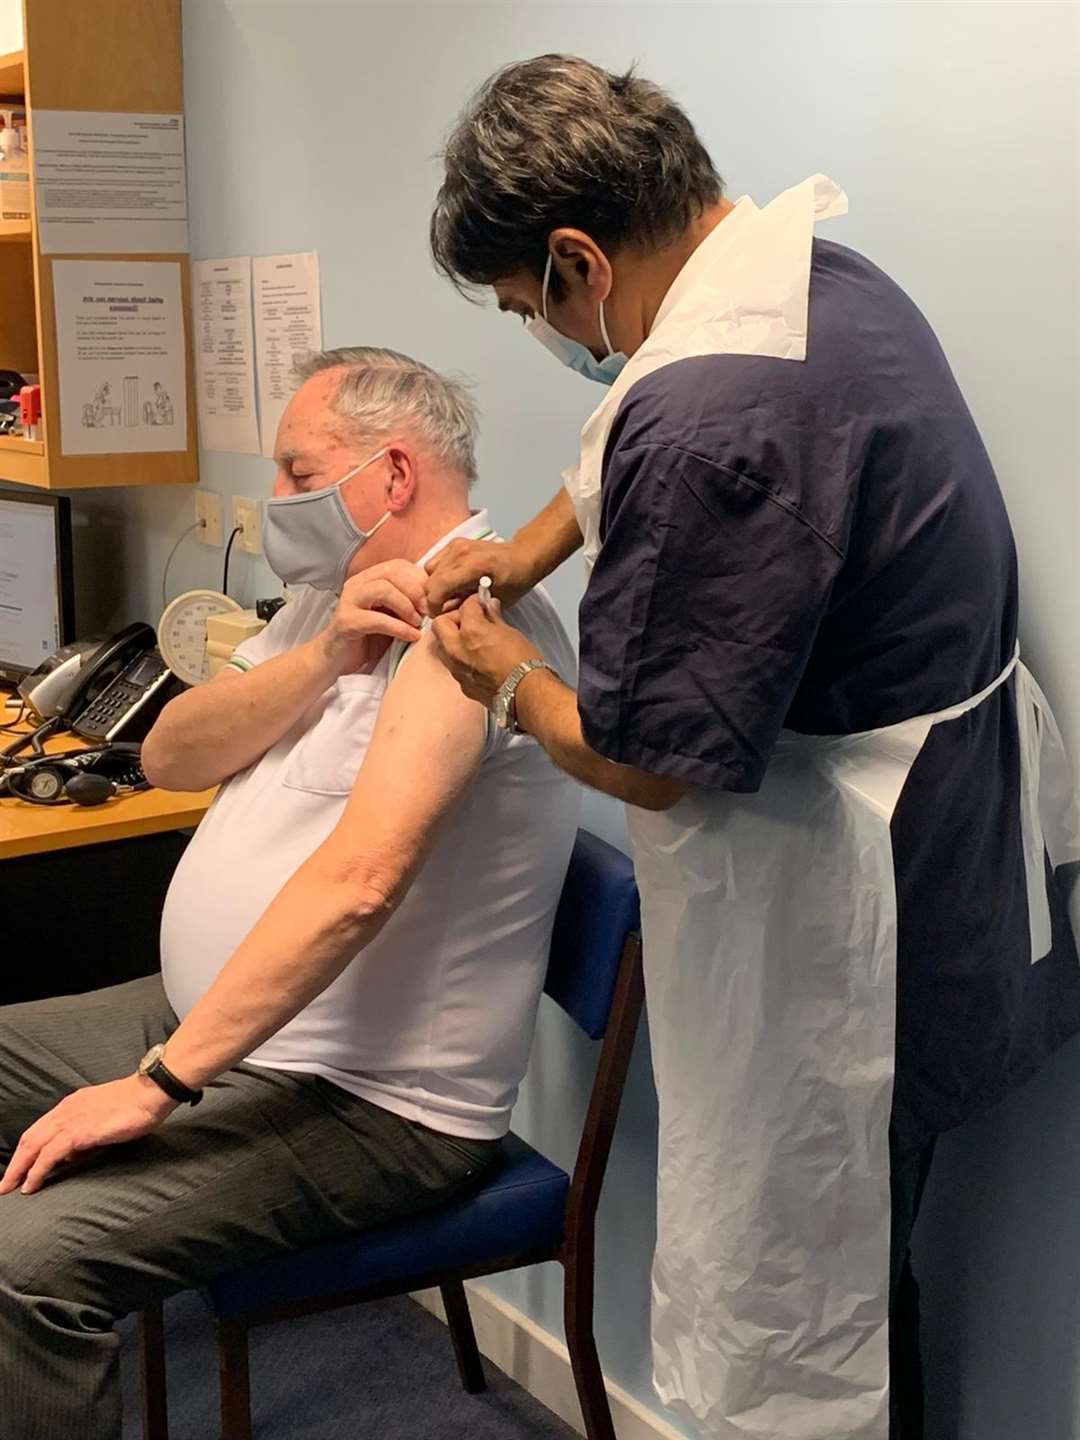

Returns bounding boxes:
[136,1043,204,1106]
[492,659,555,734]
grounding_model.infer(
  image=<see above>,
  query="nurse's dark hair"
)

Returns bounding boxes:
[430,54,724,297]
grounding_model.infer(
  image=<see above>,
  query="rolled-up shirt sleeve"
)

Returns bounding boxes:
[577,441,843,792]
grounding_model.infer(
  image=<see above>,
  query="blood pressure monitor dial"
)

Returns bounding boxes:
[157,589,243,686]
[28,768,65,802]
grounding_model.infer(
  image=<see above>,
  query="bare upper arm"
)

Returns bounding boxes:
[321,631,488,900]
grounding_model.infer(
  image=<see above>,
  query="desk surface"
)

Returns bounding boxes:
[0,715,215,861]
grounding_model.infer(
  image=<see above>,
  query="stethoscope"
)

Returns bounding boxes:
[0,741,147,807]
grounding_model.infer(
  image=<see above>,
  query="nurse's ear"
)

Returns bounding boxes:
[547,228,615,310]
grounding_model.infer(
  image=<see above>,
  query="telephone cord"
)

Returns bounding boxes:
[161,520,205,613]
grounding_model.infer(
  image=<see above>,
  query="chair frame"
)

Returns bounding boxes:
[140,928,645,1440]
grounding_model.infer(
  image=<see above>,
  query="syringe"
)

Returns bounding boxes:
[478,575,493,611]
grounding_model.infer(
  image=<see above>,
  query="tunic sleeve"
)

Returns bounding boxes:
[577,440,843,792]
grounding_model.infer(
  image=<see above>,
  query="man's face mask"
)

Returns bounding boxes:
[263,448,391,593]
[526,254,628,386]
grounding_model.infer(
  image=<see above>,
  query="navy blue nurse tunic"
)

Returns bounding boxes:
[577,237,1080,1151]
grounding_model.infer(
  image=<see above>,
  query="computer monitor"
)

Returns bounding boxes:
[0,490,75,687]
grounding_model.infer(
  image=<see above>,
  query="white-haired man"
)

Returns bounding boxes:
[0,348,580,1440]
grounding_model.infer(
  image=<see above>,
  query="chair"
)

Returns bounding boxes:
[139,828,644,1440]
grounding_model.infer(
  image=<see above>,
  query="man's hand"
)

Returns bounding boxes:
[318,560,428,674]
[431,596,541,709]
[426,539,534,615]
[0,1075,177,1196]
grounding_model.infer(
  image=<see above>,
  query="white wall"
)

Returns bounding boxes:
[69,4,1078,1435]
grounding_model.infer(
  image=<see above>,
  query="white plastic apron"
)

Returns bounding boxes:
[629,651,1077,1440]
[563,176,1080,1436]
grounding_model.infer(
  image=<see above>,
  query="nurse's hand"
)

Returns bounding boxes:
[426,539,533,614]
[431,596,540,709]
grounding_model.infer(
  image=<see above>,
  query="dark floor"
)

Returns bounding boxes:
[119,1289,580,1439]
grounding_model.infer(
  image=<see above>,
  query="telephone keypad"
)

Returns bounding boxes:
[79,675,162,736]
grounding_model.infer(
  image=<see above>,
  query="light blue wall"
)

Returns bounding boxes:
[73,3,1077,1434]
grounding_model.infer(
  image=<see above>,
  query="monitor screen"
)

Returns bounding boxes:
[0,491,75,683]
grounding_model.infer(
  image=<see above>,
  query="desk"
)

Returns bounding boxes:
[0,772,215,860]
[1,714,216,1003]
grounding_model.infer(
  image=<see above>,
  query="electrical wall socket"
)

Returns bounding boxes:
[193,490,223,547]
[231,496,262,554]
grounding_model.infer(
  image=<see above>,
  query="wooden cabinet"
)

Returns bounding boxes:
[0,0,196,490]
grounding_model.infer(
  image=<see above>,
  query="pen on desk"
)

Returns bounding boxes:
[478,575,493,612]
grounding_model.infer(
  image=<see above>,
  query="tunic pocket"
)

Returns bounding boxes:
[282,673,386,796]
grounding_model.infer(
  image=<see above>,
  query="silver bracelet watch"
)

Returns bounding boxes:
[491,659,555,734]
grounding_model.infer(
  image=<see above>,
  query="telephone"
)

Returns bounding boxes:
[17,622,178,742]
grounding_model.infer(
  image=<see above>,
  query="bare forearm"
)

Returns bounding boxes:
[161,853,392,1087]
[142,638,337,791]
[514,668,684,811]
[512,487,582,587]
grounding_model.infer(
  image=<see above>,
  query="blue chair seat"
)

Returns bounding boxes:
[205,1133,570,1320]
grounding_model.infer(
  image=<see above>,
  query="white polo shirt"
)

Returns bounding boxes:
[160,511,581,1139]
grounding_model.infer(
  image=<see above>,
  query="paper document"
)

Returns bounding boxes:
[0,0,23,53]
[253,252,322,458]
[193,257,260,455]
[33,110,188,254]
[52,260,187,456]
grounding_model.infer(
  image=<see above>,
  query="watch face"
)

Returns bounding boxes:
[138,1043,166,1075]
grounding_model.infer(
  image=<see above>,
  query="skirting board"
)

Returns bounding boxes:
[412,1282,688,1440]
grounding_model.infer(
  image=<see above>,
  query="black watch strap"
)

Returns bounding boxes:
[144,1053,203,1106]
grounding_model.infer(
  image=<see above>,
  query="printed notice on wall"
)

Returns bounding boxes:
[33,110,188,254]
[193,257,260,454]
[52,260,187,456]
[253,252,322,457]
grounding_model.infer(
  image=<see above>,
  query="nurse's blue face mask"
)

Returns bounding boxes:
[526,253,628,386]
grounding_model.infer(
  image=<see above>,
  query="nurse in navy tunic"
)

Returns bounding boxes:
[426,54,1080,1440]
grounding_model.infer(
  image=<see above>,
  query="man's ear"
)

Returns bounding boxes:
[384,445,417,512]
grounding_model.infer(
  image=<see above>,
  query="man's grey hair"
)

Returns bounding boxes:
[294,346,479,486]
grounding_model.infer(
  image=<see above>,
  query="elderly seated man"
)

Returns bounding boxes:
[0,347,580,1440]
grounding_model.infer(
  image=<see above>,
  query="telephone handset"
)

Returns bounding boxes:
[18,621,177,741]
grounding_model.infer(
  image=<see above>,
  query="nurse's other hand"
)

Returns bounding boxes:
[426,539,532,614]
[319,560,427,673]
[431,597,540,708]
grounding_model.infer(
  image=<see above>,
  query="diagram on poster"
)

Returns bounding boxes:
[253,252,321,457]
[52,260,187,456]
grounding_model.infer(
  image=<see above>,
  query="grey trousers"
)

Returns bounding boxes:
[0,975,495,1440]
